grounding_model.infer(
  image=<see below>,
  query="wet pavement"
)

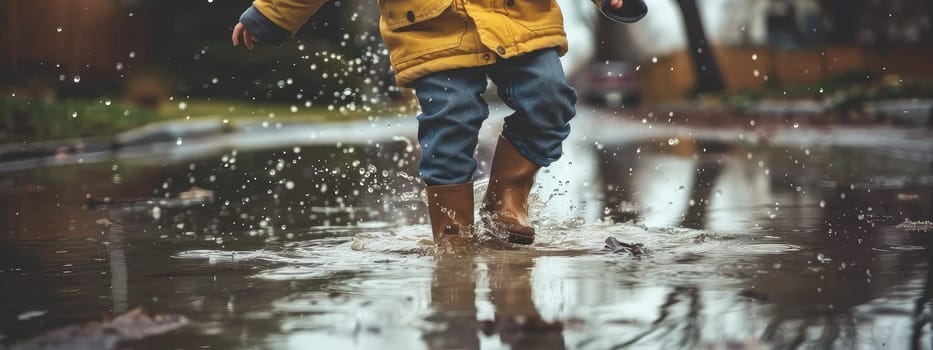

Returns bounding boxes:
[1,108,931,349]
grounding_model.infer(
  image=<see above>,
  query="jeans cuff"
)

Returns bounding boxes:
[501,131,559,167]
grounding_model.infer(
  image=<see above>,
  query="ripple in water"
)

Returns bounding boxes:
[175,218,800,284]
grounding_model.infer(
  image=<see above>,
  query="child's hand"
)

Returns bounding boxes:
[609,0,624,9]
[232,22,258,50]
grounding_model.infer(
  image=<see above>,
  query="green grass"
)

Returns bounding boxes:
[718,72,933,112]
[155,98,372,122]
[0,96,162,143]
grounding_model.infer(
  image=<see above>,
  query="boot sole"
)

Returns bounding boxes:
[507,232,535,245]
[481,216,535,245]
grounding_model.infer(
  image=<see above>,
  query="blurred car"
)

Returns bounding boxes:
[580,61,641,108]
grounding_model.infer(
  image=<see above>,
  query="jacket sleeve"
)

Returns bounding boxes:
[592,0,648,23]
[241,0,328,45]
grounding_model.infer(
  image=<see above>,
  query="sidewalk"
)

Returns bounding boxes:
[1,99,930,172]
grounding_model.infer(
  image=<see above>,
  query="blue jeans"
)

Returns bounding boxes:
[413,49,577,186]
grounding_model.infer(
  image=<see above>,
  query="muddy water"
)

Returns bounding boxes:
[0,123,931,349]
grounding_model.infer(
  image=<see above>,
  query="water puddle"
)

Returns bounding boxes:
[1,122,931,349]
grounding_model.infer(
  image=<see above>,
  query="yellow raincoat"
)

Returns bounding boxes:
[252,0,638,87]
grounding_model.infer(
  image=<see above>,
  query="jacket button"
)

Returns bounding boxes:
[506,0,515,6]
[496,46,506,55]
[482,53,491,61]
[406,11,415,22]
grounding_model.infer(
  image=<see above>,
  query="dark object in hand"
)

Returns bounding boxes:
[600,0,648,23]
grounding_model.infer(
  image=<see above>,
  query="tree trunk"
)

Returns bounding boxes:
[674,0,726,94]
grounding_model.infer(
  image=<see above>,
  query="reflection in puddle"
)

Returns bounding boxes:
[172,221,818,349]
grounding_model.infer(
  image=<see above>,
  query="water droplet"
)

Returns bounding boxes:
[793,122,799,128]
[73,75,81,83]
[819,200,826,208]
[18,310,47,321]
[71,112,78,118]
[816,253,831,263]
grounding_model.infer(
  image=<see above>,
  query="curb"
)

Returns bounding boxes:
[115,117,233,147]
[0,137,114,164]
[864,99,933,127]
[0,118,233,165]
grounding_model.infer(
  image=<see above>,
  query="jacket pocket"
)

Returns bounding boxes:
[509,0,564,32]
[379,0,454,30]
[378,0,466,65]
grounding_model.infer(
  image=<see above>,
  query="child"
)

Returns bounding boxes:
[233,0,647,245]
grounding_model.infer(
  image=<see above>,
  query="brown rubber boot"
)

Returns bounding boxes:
[481,136,540,245]
[425,182,475,243]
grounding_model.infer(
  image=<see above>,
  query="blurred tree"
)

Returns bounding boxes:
[674,0,726,94]
[820,0,932,45]
[129,0,392,108]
